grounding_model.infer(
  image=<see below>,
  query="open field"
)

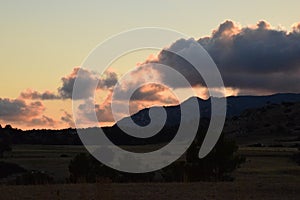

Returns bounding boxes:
[1,145,87,182]
[0,145,299,199]
[0,177,299,200]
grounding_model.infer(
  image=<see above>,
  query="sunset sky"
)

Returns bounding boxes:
[1,0,300,129]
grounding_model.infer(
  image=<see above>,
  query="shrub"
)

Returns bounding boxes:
[16,170,54,185]
[184,133,245,181]
[0,130,12,158]
[68,153,117,183]
[69,128,245,183]
[0,161,26,179]
[291,148,300,165]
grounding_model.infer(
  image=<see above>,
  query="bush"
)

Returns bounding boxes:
[184,133,245,181]
[60,154,69,158]
[69,128,245,183]
[15,170,54,185]
[291,148,300,165]
[69,153,156,183]
[162,161,185,182]
[68,153,117,183]
[0,130,12,158]
[0,161,26,179]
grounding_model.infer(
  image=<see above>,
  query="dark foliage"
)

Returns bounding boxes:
[184,133,245,181]
[0,161,27,179]
[0,129,12,158]
[69,153,116,183]
[0,127,82,145]
[68,153,155,183]
[68,124,245,183]
[291,148,300,165]
[16,170,54,185]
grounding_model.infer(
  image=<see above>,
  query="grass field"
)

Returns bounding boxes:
[1,145,87,182]
[0,145,299,199]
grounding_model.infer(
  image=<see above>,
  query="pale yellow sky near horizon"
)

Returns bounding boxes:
[0,0,299,129]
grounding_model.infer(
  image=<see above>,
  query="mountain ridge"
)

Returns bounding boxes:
[115,93,300,128]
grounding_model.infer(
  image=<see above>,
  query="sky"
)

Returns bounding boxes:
[0,0,300,129]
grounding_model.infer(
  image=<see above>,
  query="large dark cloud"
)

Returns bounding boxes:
[144,20,300,94]
[200,20,300,93]
[202,20,300,75]
[142,39,206,88]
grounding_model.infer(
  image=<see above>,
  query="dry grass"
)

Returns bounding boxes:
[0,179,299,200]
[0,146,299,199]
[1,145,87,182]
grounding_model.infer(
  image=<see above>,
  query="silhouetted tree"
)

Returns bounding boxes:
[16,170,54,185]
[184,132,245,181]
[68,153,156,183]
[4,124,12,129]
[0,161,26,179]
[0,129,12,158]
[68,153,117,183]
[292,148,300,165]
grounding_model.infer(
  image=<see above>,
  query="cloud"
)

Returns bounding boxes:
[75,83,179,126]
[98,71,118,89]
[61,111,75,127]
[9,20,300,128]
[30,115,56,128]
[20,89,60,100]
[292,22,300,33]
[200,20,300,73]
[15,66,180,127]
[0,98,59,128]
[71,66,179,125]
[0,98,45,121]
[76,98,115,125]
[58,67,118,100]
[139,20,300,94]
[199,20,300,94]
[113,82,178,103]
[130,84,178,104]
[20,67,119,101]
[142,39,206,88]
[58,67,99,100]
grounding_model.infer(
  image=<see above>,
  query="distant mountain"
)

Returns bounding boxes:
[224,101,300,145]
[2,93,300,146]
[225,93,300,117]
[115,93,300,128]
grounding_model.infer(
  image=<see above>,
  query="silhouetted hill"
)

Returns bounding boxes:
[1,93,300,146]
[224,101,300,145]
[116,93,300,128]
